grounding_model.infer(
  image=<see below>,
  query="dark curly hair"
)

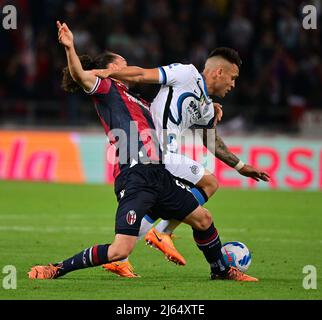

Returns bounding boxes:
[208,47,242,68]
[62,51,119,93]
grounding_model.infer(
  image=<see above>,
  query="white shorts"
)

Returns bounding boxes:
[164,152,205,185]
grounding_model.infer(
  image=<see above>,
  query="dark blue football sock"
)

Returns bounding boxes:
[55,244,110,277]
[193,223,229,276]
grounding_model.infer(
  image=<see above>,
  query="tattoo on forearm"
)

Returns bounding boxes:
[214,135,240,167]
[202,128,239,167]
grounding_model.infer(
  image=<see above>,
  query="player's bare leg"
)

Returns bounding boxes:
[102,234,140,277]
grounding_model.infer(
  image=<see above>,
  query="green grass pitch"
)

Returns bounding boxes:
[0,181,321,300]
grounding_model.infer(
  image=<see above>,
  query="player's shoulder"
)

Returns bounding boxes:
[167,63,200,81]
[165,63,197,72]
[159,63,200,86]
[180,63,200,79]
[86,77,112,95]
[187,63,199,73]
[93,78,112,94]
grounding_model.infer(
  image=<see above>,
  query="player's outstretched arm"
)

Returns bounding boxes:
[93,66,160,84]
[200,127,240,167]
[200,128,270,182]
[57,21,96,92]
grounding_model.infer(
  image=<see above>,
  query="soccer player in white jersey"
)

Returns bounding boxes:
[93,48,270,277]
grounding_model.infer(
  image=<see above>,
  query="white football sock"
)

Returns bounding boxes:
[138,216,155,239]
[155,219,181,234]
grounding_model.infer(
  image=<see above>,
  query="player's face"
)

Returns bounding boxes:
[214,63,239,98]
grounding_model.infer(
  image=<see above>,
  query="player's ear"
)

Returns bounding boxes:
[213,67,222,78]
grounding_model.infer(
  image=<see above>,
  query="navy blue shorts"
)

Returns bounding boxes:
[114,164,199,236]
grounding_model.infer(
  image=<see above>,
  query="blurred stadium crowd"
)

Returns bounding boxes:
[0,0,321,133]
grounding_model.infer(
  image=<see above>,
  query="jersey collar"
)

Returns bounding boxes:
[200,73,212,104]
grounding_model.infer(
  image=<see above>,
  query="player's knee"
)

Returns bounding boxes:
[202,210,213,229]
[196,209,213,230]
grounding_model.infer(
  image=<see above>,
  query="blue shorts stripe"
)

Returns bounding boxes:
[144,214,156,224]
[190,187,206,205]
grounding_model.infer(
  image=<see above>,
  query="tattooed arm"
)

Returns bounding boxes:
[200,127,239,167]
[198,128,270,182]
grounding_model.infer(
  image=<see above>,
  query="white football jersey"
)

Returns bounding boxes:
[150,63,215,152]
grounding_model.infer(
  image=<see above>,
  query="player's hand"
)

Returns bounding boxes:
[213,103,223,123]
[57,21,74,49]
[91,64,124,79]
[238,164,270,182]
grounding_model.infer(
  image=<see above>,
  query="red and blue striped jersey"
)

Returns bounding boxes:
[86,77,162,178]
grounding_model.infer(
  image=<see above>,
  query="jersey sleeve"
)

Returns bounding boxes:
[158,63,197,86]
[84,77,112,95]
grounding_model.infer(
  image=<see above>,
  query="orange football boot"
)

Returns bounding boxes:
[145,228,186,266]
[28,264,60,279]
[102,260,140,278]
[211,266,258,282]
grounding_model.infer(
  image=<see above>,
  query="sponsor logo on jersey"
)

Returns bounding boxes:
[187,101,201,122]
[120,189,125,199]
[126,210,137,225]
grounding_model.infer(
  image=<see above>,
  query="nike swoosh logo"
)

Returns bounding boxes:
[153,231,162,242]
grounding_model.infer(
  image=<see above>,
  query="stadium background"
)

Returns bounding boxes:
[0,0,321,300]
[1,0,322,188]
